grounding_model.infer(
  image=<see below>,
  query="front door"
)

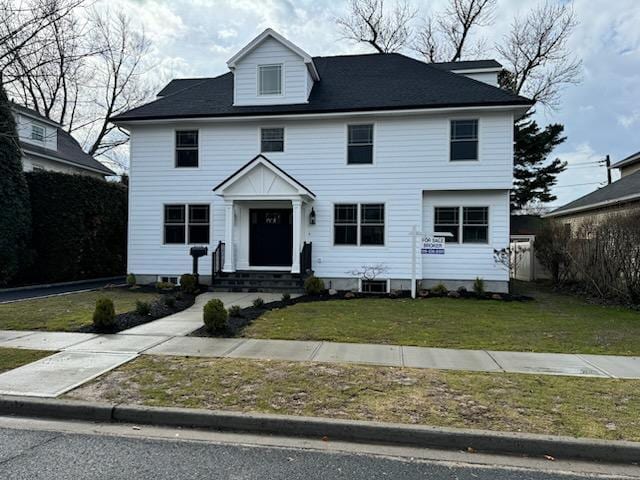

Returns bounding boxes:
[249,209,293,267]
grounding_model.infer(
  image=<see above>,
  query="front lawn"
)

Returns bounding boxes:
[243,283,640,355]
[66,355,640,442]
[0,347,51,373]
[0,288,159,332]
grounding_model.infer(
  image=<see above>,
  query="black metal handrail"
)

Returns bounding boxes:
[212,241,225,281]
[300,241,312,276]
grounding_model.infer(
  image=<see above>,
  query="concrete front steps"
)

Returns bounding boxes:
[210,271,305,293]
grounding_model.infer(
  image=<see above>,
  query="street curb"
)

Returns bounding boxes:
[0,395,638,464]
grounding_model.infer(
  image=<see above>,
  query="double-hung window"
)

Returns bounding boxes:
[164,204,210,244]
[258,64,282,95]
[261,127,284,152]
[450,119,478,161]
[334,203,384,246]
[347,124,373,164]
[175,130,198,167]
[434,206,488,244]
[31,124,45,142]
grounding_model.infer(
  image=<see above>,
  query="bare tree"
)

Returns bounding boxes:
[496,1,581,108]
[337,0,417,53]
[414,0,496,62]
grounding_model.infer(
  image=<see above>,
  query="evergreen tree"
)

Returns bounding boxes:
[511,114,567,211]
[0,85,31,285]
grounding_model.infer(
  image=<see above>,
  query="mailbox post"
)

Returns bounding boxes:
[189,246,208,283]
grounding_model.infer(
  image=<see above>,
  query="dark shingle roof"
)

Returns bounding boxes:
[610,150,640,169]
[113,53,531,122]
[12,103,115,176]
[547,170,640,217]
[510,214,544,235]
[157,78,209,97]
[431,59,502,71]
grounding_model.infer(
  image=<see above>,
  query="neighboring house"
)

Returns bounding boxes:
[11,102,115,178]
[545,150,640,226]
[112,28,533,293]
[509,214,549,282]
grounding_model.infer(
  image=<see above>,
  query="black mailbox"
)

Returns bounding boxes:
[189,246,208,280]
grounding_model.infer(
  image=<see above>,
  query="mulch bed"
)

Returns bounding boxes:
[78,285,197,334]
[189,288,533,338]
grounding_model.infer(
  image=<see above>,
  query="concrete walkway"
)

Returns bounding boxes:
[1,292,639,397]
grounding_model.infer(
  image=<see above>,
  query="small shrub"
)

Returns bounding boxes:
[304,275,325,295]
[473,277,485,296]
[203,299,227,333]
[93,297,115,331]
[228,305,242,317]
[155,281,175,292]
[281,292,291,303]
[457,286,468,295]
[135,300,151,316]
[252,297,265,309]
[180,274,197,293]
[164,295,176,308]
[175,291,184,301]
[126,273,136,286]
[431,283,448,295]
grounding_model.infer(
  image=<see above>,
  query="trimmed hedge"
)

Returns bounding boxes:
[20,171,127,284]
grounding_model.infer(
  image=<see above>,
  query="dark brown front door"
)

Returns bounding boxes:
[249,209,293,267]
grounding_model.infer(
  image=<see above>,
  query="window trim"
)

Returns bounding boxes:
[163,203,210,245]
[332,202,386,247]
[257,63,284,97]
[432,205,490,245]
[31,123,45,142]
[345,122,375,165]
[259,126,285,153]
[174,129,200,169]
[448,118,480,162]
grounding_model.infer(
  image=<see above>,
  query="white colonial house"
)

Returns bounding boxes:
[113,29,533,293]
[11,103,114,178]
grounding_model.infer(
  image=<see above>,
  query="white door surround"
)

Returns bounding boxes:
[213,155,314,274]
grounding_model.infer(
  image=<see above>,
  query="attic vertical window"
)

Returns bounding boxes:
[175,130,198,167]
[31,124,45,142]
[258,64,282,95]
[347,124,373,164]
[450,119,478,161]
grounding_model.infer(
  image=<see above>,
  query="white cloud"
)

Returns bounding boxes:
[617,111,640,128]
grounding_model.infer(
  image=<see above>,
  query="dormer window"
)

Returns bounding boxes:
[31,124,45,142]
[258,64,282,96]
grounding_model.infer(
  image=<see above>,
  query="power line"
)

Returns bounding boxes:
[553,181,604,189]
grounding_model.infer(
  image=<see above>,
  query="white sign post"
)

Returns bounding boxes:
[409,225,424,299]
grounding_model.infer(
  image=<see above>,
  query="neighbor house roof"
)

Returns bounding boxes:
[112,53,532,122]
[12,103,115,176]
[610,150,640,170]
[545,170,640,218]
[510,214,544,235]
[431,59,502,71]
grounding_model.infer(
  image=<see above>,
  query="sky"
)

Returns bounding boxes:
[105,0,640,209]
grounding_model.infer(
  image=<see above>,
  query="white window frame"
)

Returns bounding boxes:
[432,205,490,245]
[333,202,386,247]
[31,124,45,142]
[345,123,375,165]
[259,126,285,153]
[162,203,210,246]
[448,118,480,162]
[174,129,200,169]
[257,64,284,96]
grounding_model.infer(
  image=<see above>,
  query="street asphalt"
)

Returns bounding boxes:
[0,277,126,303]
[0,425,634,479]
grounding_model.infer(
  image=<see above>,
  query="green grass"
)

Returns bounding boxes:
[66,355,640,442]
[0,347,51,373]
[0,288,158,332]
[244,283,640,355]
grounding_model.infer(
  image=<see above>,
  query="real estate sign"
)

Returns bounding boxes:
[421,236,445,255]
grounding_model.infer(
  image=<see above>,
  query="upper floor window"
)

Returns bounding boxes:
[450,119,478,161]
[347,124,373,164]
[261,127,284,152]
[175,130,198,168]
[334,203,384,246]
[31,124,45,142]
[258,64,282,95]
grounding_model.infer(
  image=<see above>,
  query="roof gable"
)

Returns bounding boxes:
[213,154,315,199]
[226,28,319,81]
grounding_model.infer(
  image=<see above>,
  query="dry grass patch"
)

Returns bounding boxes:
[66,355,640,442]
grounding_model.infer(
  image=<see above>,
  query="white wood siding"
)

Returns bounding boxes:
[127,111,513,280]
[233,37,310,106]
[421,190,510,282]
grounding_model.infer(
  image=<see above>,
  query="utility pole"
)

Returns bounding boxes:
[605,155,612,185]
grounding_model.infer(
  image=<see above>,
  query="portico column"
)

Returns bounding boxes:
[291,199,302,274]
[223,200,235,272]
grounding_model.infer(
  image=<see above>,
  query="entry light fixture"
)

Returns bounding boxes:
[309,207,316,225]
